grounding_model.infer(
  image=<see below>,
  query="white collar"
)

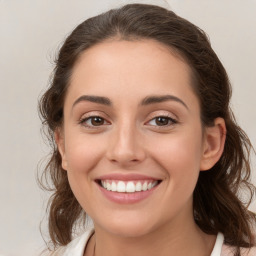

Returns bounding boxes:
[211,233,224,256]
[61,229,224,256]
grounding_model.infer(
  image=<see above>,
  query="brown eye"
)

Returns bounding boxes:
[81,116,108,127]
[91,116,105,126]
[147,116,177,127]
[155,117,170,126]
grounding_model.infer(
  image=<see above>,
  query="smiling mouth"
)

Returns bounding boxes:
[97,180,161,193]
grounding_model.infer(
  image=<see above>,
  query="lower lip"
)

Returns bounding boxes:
[97,183,159,204]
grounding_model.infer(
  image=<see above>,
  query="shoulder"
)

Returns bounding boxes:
[221,244,256,256]
[240,246,256,256]
[214,232,256,256]
[46,228,94,256]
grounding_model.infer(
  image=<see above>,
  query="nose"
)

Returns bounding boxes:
[106,122,146,166]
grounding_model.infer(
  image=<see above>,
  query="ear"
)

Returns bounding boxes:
[200,117,226,171]
[54,128,68,171]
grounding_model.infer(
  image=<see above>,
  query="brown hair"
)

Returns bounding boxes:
[38,3,256,255]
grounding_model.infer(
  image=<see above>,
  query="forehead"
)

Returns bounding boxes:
[72,38,190,79]
[66,39,198,109]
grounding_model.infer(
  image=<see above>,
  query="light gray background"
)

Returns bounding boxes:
[0,0,255,255]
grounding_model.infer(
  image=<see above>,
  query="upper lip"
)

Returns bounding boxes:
[96,173,161,181]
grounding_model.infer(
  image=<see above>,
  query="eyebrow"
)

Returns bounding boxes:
[140,95,188,109]
[72,95,112,108]
[72,94,188,110]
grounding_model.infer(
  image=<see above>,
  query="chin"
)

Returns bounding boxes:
[107,223,155,238]
[94,211,162,238]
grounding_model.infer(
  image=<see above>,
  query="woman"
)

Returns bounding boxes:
[39,3,256,256]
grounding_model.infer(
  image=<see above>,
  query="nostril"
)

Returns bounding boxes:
[108,157,142,165]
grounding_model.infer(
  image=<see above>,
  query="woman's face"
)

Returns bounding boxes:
[58,39,209,237]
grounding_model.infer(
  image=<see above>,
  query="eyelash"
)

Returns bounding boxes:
[146,115,178,128]
[79,114,178,129]
[79,115,110,129]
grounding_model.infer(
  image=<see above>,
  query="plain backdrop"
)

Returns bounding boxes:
[0,0,255,255]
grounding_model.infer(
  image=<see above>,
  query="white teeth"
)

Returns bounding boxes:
[152,181,158,187]
[100,180,159,193]
[101,180,106,189]
[135,182,142,191]
[117,181,126,192]
[126,181,136,193]
[111,181,117,192]
[142,182,147,191]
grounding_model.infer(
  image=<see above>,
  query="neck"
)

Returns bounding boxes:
[91,214,216,256]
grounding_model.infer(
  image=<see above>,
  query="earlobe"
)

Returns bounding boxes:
[200,118,226,171]
[54,129,68,171]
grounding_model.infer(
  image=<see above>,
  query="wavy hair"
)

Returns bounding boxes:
[38,4,256,255]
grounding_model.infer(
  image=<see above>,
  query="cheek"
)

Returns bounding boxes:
[63,134,106,214]
[148,130,203,190]
[64,133,105,173]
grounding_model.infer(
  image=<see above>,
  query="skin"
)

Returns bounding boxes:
[56,39,226,256]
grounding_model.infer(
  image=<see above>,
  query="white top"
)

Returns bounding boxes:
[49,228,256,256]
